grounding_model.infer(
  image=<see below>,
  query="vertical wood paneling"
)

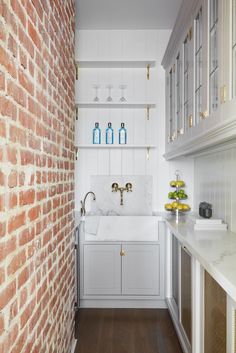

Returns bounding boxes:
[195,146,236,232]
[98,150,110,175]
[74,30,171,211]
[110,150,122,175]
[121,149,134,175]
[134,150,147,175]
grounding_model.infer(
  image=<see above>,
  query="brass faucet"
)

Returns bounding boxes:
[111,182,132,206]
[80,191,96,216]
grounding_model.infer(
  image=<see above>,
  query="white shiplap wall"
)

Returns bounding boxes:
[194,145,236,232]
[75,30,195,212]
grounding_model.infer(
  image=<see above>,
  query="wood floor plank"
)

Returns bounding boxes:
[75,309,183,353]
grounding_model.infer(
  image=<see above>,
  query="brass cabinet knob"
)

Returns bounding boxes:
[120,250,125,257]
[200,110,208,119]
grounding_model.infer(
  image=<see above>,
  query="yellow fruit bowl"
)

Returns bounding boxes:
[165,203,191,213]
[170,180,185,188]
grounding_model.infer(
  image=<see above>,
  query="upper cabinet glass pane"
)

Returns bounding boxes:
[169,68,175,141]
[209,0,219,113]
[176,53,183,135]
[210,0,218,30]
[183,36,190,131]
[195,7,203,125]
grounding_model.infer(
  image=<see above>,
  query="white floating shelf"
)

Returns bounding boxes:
[76,102,156,109]
[75,145,156,149]
[76,60,156,69]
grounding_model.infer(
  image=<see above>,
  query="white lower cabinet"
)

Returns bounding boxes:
[84,244,121,295]
[166,231,193,353]
[166,226,236,353]
[122,244,160,295]
[83,243,160,297]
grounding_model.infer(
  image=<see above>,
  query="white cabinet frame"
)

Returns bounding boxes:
[165,226,204,353]
[166,223,236,353]
[227,296,236,353]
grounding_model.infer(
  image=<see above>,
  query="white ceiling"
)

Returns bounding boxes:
[76,0,182,30]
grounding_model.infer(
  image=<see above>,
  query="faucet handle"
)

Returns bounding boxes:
[126,183,132,192]
[112,182,119,192]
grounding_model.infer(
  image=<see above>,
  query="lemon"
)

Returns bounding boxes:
[176,181,185,187]
[172,202,178,209]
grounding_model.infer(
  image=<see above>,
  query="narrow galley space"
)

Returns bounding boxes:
[1,0,236,353]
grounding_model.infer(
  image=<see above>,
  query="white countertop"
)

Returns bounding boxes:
[165,216,236,303]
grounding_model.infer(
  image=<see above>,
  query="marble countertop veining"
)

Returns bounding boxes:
[165,216,236,303]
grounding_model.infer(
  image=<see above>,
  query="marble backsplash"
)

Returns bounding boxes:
[90,175,153,216]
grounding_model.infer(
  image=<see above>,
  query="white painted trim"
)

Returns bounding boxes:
[75,102,156,108]
[80,299,166,309]
[227,295,236,353]
[162,0,197,69]
[164,117,236,160]
[192,259,202,353]
[77,60,156,68]
[75,144,156,149]
[166,298,191,353]
[165,227,171,298]
[70,338,78,353]
[184,139,236,159]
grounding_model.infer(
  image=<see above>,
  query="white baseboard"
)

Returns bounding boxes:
[70,338,77,353]
[80,299,167,308]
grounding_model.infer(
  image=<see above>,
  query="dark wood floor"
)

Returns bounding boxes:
[75,308,183,353]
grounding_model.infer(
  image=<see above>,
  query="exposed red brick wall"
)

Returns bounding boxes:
[0,1,75,352]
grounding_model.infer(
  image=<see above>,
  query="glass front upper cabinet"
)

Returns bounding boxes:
[195,7,203,125]
[209,0,219,113]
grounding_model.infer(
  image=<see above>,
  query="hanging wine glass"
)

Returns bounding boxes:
[106,84,113,102]
[93,84,100,102]
[119,84,127,102]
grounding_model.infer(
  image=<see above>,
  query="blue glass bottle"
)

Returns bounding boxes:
[119,122,127,144]
[93,122,101,144]
[106,122,114,144]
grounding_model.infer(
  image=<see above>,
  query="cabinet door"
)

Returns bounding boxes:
[181,246,192,346]
[83,244,121,295]
[122,244,160,295]
[194,2,208,125]
[204,270,226,353]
